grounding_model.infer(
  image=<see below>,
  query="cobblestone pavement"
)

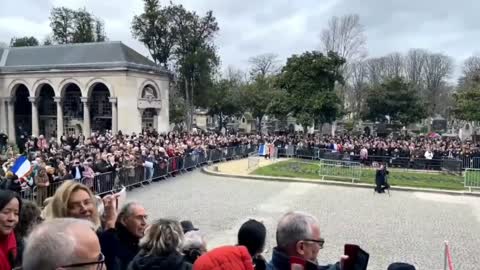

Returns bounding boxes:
[127,171,480,270]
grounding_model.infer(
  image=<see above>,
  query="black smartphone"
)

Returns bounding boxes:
[344,244,369,270]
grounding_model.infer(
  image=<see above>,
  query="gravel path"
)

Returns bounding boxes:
[126,171,480,270]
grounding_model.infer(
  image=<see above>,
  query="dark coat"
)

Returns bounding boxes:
[99,223,140,270]
[70,165,85,179]
[127,251,192,270]
[267,248,339,270]
[375,168,389,186]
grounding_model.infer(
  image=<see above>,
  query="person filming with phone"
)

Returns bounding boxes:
[267,211,347,270]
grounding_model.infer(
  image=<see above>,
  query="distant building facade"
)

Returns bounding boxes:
[0,42,170,143]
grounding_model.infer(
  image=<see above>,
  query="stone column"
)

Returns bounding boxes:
[138,109,144,133]
[6,97,16,144]
[0,98,6,133]
[81,97,91,137]
[109,97,118,134]
[54,96,64,143]
[28,97,39,137]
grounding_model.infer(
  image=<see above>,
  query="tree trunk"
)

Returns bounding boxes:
[331,121,337,136]
[189,78,195,132]
[184,79,192,131]
[257,115,263,134]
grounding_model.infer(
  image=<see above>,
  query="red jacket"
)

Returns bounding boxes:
[194,246,254,270]
[0,232,17,270]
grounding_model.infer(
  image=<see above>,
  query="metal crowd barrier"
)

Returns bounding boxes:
[446,156,480,170]
[15,145,258,203]
[465,168,480,192]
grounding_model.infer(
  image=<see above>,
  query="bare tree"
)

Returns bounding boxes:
[248,53,280,79]
[405,48,428,86]
[347,61,368,116]
[320,14,367,61]
[383,52,404,79]
[462,55,480,78]
[423,53,454,116]
[366,57,388,85]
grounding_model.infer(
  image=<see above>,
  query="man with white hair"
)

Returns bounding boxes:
[22,218,104,270]
[268,211,346,270]
[99,201,147,270]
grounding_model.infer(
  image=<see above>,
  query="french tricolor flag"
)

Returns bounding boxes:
[11,156,33,178]
[258,144,267,156]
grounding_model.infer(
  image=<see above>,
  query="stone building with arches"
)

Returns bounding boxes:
[0,41,170,143]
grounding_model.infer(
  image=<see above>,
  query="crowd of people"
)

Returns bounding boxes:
[0,130,452,269]
[1,130,479,199]
[0,184,417,270]
[0,130,260,200]
[271,134,480,161]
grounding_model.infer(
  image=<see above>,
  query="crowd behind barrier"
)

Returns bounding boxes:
[3,131,480,204]
[1,130,464,270]
[276,145,480,173]
[17,144,258,203]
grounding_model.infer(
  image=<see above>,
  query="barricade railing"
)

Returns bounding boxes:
[168,156,184,175]
[295,147,317,159]
[183,153,199,170]
[464,168,480,192]
[446,156,480,169]
[19,180,63,205]
[208,148,223,163]
[224,147,236,160]
[92,171,117,195]
[318,159,362,183]
[248,151,260,171]
[16,145,259,203]
[350,155,450,171]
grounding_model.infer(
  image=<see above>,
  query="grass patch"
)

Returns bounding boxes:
[252,159,465,191]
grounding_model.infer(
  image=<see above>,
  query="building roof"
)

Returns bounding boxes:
[0,41,169,75]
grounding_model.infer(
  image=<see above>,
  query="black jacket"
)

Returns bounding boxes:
[127,251,192,270]
[267,247,339,270]
[99,223,140,270]
[70,165,85,179]
[375,168,389,186]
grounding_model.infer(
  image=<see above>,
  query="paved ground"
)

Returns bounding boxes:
[127,170,480,270]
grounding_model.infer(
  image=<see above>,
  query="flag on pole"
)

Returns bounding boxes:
[11,156,32,178]
[258,144,267,156]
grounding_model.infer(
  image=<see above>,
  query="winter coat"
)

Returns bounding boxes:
[267,247,340,270]
[193,246,254,270]
[0,232,17,270]
[35,167,50,188]
[100,223,140,270]
[128,251,192,270]
[375,168,389,186]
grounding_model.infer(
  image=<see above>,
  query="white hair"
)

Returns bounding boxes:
[276,211,319,249]
[22,218,95,270]
[117,201,142,223]
[182,230,206,250]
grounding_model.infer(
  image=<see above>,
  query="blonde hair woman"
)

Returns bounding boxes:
[42,180,101,228]
[128,219,192,270]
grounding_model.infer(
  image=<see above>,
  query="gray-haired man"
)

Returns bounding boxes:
[267,211,347,270]
[22,218,104,270]
[99,201,147,270]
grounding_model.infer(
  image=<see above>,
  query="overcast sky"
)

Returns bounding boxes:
[1,0,479,79]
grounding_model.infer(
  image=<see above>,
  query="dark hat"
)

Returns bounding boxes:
[388,263,416,270]
[181,220,198,233]
[237,219,267,256]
